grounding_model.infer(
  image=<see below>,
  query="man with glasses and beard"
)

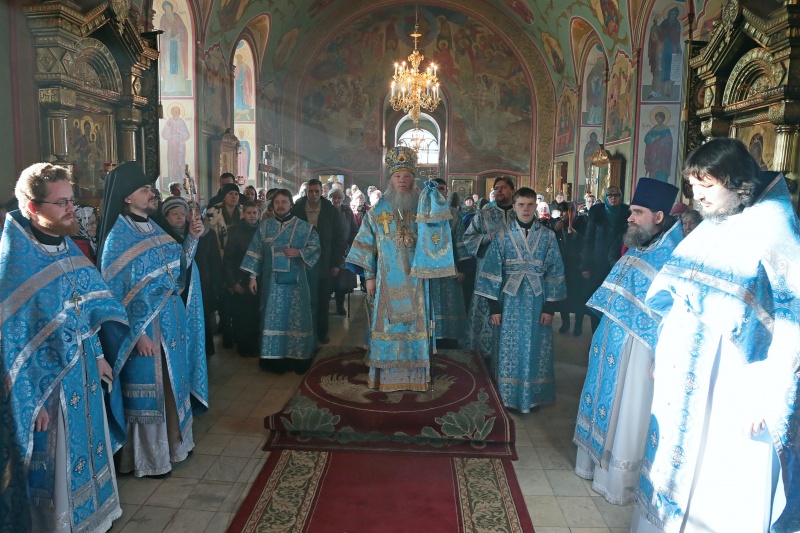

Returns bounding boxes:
[632,138,800,533]
[346,147,446,391]
[573,178,682,507]
[98,162,208,479]
[1,163,130,532]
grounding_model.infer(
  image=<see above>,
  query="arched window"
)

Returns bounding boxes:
[233,40,257,188]
[396,114,440,165]
[156,0,195,193]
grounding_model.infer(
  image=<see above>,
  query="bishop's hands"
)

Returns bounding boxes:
[96,357,113,382]
[35,408,49,432]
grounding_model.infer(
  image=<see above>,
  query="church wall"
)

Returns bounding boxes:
[0,1,17,198]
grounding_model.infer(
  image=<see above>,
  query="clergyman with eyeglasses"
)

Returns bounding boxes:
[0,163,131,532]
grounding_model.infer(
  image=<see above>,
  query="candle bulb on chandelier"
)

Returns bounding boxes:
[391,81,395,98]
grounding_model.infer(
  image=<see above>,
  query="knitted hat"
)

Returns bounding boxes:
[631,178,679,215]
[162,196,189,216]
[385,146,417,176]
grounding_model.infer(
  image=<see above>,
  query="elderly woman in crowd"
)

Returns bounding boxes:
[329,188,359,315]
[73,205,99,263]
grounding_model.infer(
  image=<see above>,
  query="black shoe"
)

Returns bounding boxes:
[319,335,330,345]
[558,321,570,334]
[336,306,347,316]
[222,335,233,349]
[573,324,583,337]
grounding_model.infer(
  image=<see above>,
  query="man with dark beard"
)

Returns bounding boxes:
[573,178,682,507]
[346,147,440,391]
[1,163,130,532]
[633,139,800,533]
[99,162,208,478]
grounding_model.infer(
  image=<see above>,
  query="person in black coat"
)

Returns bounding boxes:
[580,185,630,332]
[328,188,359,315]
[290,179,344,344]
[223,201,261,356]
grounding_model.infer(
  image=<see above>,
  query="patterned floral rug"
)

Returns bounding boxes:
[264,348,517,459]
[227,449,535,533]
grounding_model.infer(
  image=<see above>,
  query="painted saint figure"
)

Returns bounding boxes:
[159,1,189,95]
[162,105,191,181]
[643,111,673,182]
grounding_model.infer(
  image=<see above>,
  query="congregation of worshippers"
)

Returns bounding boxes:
[2,140,799,532]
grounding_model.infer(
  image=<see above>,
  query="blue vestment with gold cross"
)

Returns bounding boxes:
[240,216,320,360]
[1,211,130,532]
[101,216,208,452]
[346,194,455,391]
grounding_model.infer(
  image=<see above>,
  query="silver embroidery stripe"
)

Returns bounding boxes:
[103,234,173,281]
[122,261,179,307]
[664,265,774,330]
[0,256,77,328]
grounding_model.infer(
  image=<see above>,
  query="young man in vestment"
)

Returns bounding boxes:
[463,176,516,358]
[1,163,130,532]
[474,187,566,412]
[99,162,209,478]
[632,138,800,533]
[346,147,455,391]
[573,178,682,506]
[430,178,470,348]
[241,189,320,373]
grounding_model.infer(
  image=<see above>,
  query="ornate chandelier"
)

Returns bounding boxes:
[390,9,441,124]
[403,127,430,153]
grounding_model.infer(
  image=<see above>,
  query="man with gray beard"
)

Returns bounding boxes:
[346,147,434,391]
[574,178,682,506]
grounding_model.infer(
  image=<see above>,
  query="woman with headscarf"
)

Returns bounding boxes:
[73,205,98,263]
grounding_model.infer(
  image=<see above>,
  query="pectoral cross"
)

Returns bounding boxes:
[376,211,394,234]
[71,291,82,316]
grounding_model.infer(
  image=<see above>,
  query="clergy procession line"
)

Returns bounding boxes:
[1,137,799,533]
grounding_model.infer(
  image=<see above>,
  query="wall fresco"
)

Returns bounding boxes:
[605,50,633,142]
[298,6,533,175]
[555,85,577,155]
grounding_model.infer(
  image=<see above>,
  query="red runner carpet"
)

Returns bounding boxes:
[264,348,517,459]
[227,449,535,533]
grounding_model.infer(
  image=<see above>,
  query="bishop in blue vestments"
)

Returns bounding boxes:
[573,178,682,506]
[1,164,130,532]
[474,188,565,412]
[99,162,208,478]
[346,147,455,391]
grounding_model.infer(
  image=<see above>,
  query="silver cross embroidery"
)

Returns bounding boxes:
[69,391,81,409]
[74,457,86,475]
[96,442,105,457]
[90,381,99,395]
[170,339,178,350]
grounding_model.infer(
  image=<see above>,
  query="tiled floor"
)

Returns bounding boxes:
[111,293,634,533]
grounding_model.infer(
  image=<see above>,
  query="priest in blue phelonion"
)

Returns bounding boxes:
[632,139,800,533]
[346,146,455,391]
[240,188,320,373]
[463,176,516,358]
[99,162,208,478]
[573,178,682,506]
[1,163,130,532]
[474,187,566,412]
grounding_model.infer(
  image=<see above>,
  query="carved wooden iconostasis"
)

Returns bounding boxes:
[24,0,159,205]
[688,0,800,213]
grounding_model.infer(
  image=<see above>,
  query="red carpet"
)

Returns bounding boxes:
[227,449,535,533]
[264,348,517,459]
